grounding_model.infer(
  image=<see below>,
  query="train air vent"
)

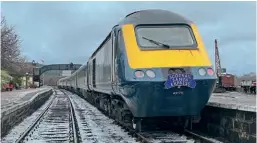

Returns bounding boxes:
[168,68,186,74]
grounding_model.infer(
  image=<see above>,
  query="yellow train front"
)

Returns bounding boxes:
[107,9,217,130]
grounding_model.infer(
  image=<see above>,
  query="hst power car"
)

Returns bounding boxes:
[58,9,217,132]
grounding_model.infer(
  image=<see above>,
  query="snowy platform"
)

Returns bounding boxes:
[1,87,52,112]
[207,92,256,112]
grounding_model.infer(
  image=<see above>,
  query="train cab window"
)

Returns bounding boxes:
[135,25,197,49]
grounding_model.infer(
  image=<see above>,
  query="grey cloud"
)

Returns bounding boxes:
[2,1,256,75]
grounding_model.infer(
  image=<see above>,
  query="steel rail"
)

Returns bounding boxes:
[15,93,56,143]
[61,89,81,143]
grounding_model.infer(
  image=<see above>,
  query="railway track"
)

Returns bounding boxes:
[64,90,138,143]
[15,90,81,143]
[114,121,219,143]
[63,90,221,143]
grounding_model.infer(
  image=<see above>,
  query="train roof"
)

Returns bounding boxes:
[118,9,193,26]
[76,63,87,72]
[89,9,192,59]
[58,63,88,82]
[60,10,194,82]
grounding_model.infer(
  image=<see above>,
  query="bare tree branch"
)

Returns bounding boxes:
[1,15,27,75]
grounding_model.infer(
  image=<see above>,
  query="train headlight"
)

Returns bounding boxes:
[207,68,214,76]
[146,70,156,78]
[198,68,206,76]
[135,70,144,78]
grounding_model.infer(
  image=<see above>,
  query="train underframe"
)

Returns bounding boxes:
[64,87,201,132]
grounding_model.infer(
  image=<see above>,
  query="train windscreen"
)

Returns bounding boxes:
[135,25,197,49]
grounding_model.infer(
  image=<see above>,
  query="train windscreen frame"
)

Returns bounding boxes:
[134,24,198,50]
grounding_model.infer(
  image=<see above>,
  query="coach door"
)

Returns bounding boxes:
[111,29,120,94]
[92,59,96,88]
[111,30,116,84]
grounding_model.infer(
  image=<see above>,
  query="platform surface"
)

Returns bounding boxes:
[1,87,51,111]
[207,92,256,112]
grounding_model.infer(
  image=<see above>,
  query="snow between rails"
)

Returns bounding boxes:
[67,92,139,143]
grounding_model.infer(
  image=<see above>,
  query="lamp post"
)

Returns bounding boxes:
[70,62,73,70]
[32,60,36,86]
[25,72,29,89]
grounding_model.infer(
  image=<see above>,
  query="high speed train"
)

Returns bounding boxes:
[58,9,217,132]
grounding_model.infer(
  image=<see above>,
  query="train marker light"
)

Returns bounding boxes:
[146,70,155,78]
[135,70,144,78]
[207,68,214,76]
[198,68,206,76]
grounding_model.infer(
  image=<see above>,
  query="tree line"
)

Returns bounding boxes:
[1,15,34,89]
[1,15,33,76]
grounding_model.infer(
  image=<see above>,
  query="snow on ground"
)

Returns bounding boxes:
[140,131,195,143]
[1,87,50,111]
[1,89,226,143]
[68,92,139,143]
[208,92,256,112]
[25,94,71,142]
[1,95,55,143]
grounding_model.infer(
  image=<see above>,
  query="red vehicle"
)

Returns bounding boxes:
[4,83,14,91]
[221,73,236,91]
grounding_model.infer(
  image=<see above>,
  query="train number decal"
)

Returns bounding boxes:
[164,73,196,89]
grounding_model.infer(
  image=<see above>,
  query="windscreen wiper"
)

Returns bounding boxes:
[142,36,170,49]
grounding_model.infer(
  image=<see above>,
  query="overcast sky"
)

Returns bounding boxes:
[1,1,256,75]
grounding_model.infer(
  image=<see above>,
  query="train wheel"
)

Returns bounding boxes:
[183,118,190,129]
[122,110,133,127]
[107,99,112,117]
[133,118,142,133]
